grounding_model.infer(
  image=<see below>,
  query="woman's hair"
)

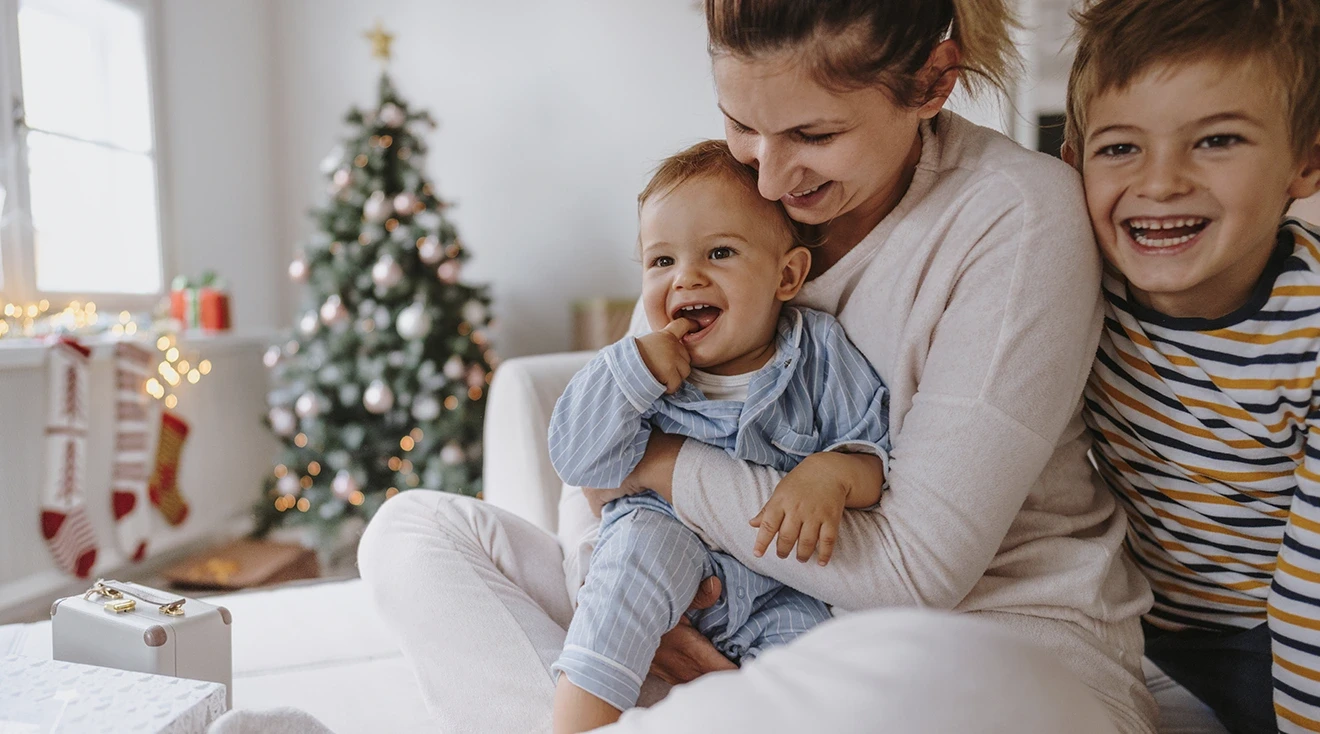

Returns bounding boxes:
[639,140,816,249]
[705,0,1021,106]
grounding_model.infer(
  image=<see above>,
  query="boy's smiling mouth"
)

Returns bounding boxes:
[671,303,723,342]
[1123,216,1210,249]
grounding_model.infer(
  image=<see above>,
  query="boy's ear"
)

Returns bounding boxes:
[1288,134,1320,201]
[776,247,811,302]
[1061,142,1078,169]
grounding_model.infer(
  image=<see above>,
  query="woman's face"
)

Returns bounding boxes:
[712,51,930,230]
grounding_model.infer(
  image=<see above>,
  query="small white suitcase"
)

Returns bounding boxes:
[51,579,234,709]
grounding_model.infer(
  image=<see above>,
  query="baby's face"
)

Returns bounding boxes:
[639,174,799,375]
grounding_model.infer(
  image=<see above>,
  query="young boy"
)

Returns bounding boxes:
[547,140,890,733]
[1065,1,1320,731]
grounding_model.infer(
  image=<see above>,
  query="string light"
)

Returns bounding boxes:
[294,433,308,447]
[296,498,311,512]
[400,436,415,451]
[349,491,365,506]
[307,461,321,476]
[164,394,178,409]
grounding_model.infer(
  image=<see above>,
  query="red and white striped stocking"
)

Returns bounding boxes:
[41,338,98,578]
[112,342,156,562]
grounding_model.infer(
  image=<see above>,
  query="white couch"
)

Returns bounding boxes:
[481,352,1231,734]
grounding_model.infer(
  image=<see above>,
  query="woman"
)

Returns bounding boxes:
[359,2,1156,732]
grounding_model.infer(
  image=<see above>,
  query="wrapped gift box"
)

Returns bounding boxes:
[0,654,226,734]
[572,297,636,351]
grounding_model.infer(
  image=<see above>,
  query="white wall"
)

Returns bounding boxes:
[271,1,723,357]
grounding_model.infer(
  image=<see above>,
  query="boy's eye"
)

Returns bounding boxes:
[1096,143,1137,158]
[650,256,674,268]
[1196,134,1245,149]
[709,247,734,260]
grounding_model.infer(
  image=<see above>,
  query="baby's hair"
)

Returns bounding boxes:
[639,139,816,250]
[1065,0,1320,163]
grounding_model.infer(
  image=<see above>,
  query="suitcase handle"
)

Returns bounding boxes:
[84,579,187,617]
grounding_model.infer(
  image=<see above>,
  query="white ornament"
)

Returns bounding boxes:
[417,236,443,265]
[364,191,394,223]
[277,474,301,495]
[263,345,282,369]
[379,102,406,128]
[461,300,487,326]
[393,192,418,215]
[331,470,359,499]
[299,311,320,337]
[443,355,465,380]
[295,392,322,419]
[320,294,348,325]
[288,255,308,282]
[269,407,296,436]
[333,168,351,188]
[364,379,394,414]
[440,442,466,466]
[396,301,432,340]
[320,144,345,174]
[437,259,461,284]
[412,395,441,421]
[387,351,407,368]
[372,254,404,290]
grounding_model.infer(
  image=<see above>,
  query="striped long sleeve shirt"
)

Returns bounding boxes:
[1084,218,1320,732]
[548,306,890,491]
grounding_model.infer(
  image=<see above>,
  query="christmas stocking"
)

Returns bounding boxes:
[148,411,191,525]
[41,338,98,578]
[112,343,156,561]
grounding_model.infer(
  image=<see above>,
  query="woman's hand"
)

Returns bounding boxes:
[582,429,686,516]
[649,576,736,684]
[749,452,884,565]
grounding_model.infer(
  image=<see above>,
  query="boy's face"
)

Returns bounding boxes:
[1080,57,1320,318]
[639,173,807,375]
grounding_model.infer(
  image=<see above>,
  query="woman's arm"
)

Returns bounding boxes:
[667,189,1104,612]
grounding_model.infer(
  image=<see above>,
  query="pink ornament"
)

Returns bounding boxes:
[466,364,486,389]
[288,255,309,282]
[332,470,360,499]
[417,236,443,265]
[393,192,419,215]
[320,294,348,325]
[372,254,404,289]
[364,191,393,223]
[437,260,461,284]
[379,103,406,128]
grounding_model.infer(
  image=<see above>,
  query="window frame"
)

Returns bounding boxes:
[0,0,172,312]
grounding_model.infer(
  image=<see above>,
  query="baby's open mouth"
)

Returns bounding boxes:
[672,304,722,335]
[1125,217,1209,248]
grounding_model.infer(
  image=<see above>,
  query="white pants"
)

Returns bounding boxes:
[359,489,1149,734]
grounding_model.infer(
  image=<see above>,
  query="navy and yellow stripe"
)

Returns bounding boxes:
[1085,219,1320,731]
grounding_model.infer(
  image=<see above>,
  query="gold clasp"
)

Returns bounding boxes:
[83,579,186,617]
[105,598,137,613]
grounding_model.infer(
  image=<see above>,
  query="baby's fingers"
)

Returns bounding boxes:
[775,517,801,559]
[796,523,819,563]
[817,524,839,566]
[753,507,784,558]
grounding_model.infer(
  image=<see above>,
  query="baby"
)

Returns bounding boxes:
[548,140,891,732]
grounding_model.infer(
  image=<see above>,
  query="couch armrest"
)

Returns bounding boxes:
[481,351,594,534]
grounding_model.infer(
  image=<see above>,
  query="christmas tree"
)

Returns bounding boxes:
[257,24,495,543]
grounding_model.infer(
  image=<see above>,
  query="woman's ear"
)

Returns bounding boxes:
[916,39,961,120]
[1288,133,1320,201]
[776,247,812,302]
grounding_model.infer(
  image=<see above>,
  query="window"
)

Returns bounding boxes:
[0,0,164,307]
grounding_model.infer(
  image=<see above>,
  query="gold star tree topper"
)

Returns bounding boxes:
[364,20,394,62]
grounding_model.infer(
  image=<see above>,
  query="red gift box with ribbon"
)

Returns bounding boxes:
[170,273,231,332]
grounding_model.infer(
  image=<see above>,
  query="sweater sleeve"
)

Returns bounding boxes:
[548,337,666,489]
[670,175,1105,612]
[1269,396,1320,732]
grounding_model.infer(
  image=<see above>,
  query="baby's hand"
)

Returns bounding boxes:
[636,319,694,394]
[750,459,848,566]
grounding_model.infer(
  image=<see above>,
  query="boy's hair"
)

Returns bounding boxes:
[1064,0,1320,162]
[639,140,816,249]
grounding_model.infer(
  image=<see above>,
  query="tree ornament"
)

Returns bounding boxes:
[333,168,351,187]
[467,364,487,389]
[277,474,301,496]
[320,294,349,326]
[443,355,465,380]
[263,345,282,369]
[364,379,394,414]
[331,470,360,500]
[299,311,320,337]
[364,191,394,223]
[440,442,466,465]
[461,300,488,325]
[320,145,345,174]
[339,383,361,407]
[295,392,323,419]
[379,102,406,128]
[417,235,443,265]
[387,351,407,368]
[288,255,309,282]
[393,192,418,215]
[412,395,441,421]
[268,407,296,436]
[396,300,432,340]
[437,260,461,284]
[372,254,404,290]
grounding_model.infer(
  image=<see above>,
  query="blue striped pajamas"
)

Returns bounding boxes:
[549,307,891,712]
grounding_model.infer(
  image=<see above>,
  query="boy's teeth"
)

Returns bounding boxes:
[1133,231,1198,247]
